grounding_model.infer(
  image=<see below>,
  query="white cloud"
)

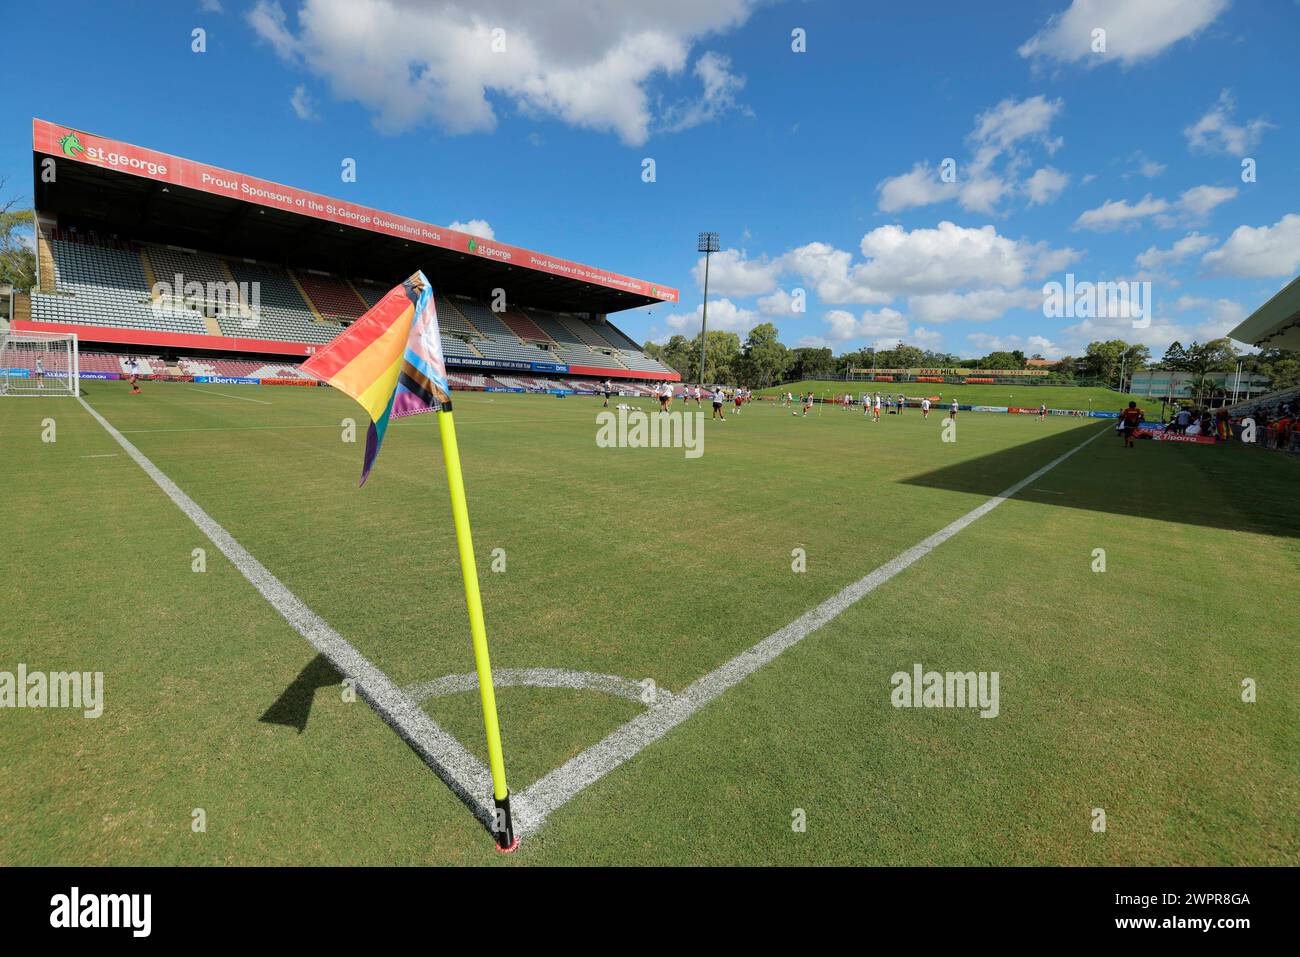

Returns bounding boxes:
[970,95,1064,154]
[1202,213,1300,278]
[200,0,225,12]
[1184,89,1272,155]
[1019,0,1229,67]
[447,218,495,239]
[910,326,946,349]
[876,96,1063,214]
[1174,184,1237,220]
[246,0,757,145]
[855,222,1077,294]
[779,242,892,306]
[757,288,796,316]
[693,248,779,297]
[660,51,749,133]
[907,287,1042,324]
[824,307,907,342]
[1074,194,1170,231]
[290,84,319,120]
[1025,166,1070,205]
[664,297,757,334]
[876,162,959,214]
[1075,185,1235,231]
[1135,232,1215,270]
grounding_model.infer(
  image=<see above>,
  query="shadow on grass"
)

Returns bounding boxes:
[901,421,1300,539]
[261,654,342,733]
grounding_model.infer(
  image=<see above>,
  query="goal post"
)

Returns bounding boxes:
[0,329,79,397]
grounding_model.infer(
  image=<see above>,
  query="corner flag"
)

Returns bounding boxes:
[302,271,518,851]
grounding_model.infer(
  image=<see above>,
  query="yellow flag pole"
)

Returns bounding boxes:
[437,408,517,852]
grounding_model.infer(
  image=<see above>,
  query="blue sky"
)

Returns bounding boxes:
[3,0,1298,358]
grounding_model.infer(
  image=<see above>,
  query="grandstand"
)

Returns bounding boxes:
[14,120,681,389]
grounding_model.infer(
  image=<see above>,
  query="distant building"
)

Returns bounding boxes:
[1130,369,1270,401]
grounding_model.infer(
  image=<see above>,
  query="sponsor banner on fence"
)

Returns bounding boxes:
[78,371,121,380]
[1007,407,1042,414]
[972,405,1008,413]
[194,375,259,385]
[1089,410,1120,418]
[1147,431,1218,444]
[259,377,318,387]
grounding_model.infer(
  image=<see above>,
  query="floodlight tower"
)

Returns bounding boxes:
[697,231,719,384]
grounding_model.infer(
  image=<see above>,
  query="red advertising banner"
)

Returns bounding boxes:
[34,119,678,305]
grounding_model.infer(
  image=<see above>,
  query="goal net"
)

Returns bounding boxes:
[0,330,79,397]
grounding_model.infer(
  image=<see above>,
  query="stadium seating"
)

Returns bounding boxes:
[31,235,210,336]
[223,261,337,343]
[294,270,368,323]
[22,228,676,378]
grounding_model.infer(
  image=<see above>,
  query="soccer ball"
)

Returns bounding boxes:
[792,411,798,416]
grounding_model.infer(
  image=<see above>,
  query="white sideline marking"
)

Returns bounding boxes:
[190,388,273,405]
[405,668,672,707]
[80,453,119,458]
[510,424,1112,835]
[120,425,337,434]
[76,397,497,828]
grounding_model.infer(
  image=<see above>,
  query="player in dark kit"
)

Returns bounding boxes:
[1119,401,1144,448]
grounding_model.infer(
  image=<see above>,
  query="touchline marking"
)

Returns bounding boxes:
[405,668,673,707]
[189,388,273,405]
[509,424,1112,835]
[76,397,497,829]
[119,425,337,435]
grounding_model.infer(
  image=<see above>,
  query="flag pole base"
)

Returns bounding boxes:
[492,793,519,853]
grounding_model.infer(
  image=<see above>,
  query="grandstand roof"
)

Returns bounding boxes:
[1229,274,1300,351]
[31,119,678,315]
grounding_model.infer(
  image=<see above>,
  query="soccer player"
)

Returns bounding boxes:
[802,391,813,416]
[734,388,745,415]
[1119,401,1144,448]
[921,397,931,419]
[1038,402,1047,421]
[949,398,959,420]
[712,385,726,420]
[694,384,703,407]
[602,378,612,408]
[873,393,882,422]
[897,393,905,414]
[34,355,44,391]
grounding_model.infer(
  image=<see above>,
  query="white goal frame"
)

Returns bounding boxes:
[0,329,80,397]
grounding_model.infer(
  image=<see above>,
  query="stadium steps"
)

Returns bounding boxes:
[138,247,160,299]
[344,280,372,314]
[37,231,56,293]
[436,296,483,336]
[287,270,333,325]
[202,314,222,336]
[558,314,615,349]
[13,291,31,322]
[501,309,556,344]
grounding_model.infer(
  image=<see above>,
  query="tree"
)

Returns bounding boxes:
[1082,340,1131,387]
[785,347,835,383]
[739,322,789,387]
[0,178,37,291]
[978,350,1026,370]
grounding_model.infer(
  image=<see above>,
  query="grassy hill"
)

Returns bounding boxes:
[756,380,1161,414]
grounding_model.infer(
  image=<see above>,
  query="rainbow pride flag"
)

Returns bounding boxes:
[301,271,451,485]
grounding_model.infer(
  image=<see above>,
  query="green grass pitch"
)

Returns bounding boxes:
[2,380,1296,865]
